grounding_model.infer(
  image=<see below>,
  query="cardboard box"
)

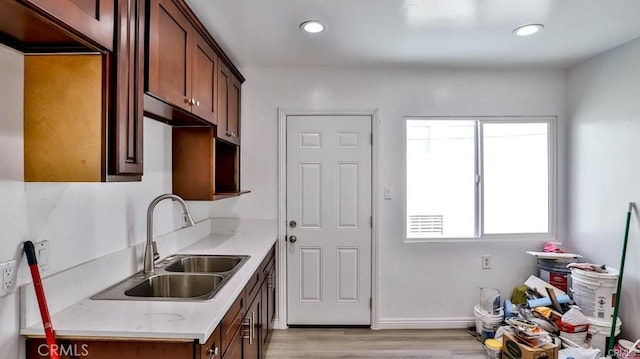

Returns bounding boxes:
[502,332,559,359]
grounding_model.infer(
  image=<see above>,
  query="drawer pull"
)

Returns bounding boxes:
[206,342,219,358]
[242,314,254,344]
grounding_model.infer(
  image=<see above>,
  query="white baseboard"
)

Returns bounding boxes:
[374,317,475,330]
[271,316,475,330]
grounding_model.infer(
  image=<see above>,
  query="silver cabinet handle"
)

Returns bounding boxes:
[268,273,274,289]
[242,315,253,345]
[195,100,200,107]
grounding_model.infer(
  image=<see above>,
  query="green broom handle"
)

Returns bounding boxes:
[608,202,634,356]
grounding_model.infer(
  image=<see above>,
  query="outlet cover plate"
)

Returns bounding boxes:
[34,240,49,272]
[0,260,17,296]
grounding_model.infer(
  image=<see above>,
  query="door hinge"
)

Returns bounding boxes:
[370,133,373,145]
[369,297,372,309]
[370,216,373,228]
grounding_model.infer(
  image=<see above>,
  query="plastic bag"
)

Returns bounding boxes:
[559,306,589,346]
[558,346,600,359]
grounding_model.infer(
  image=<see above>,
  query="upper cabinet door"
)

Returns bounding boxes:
[22,0,115,51]
[109,0,144,178]
[191,32,218,125]
[147,0,192,112]
[217,62,241,145]
[227,75,241,145]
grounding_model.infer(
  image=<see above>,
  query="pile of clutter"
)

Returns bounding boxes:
[470,243,639,359]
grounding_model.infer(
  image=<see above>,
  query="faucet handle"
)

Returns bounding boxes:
[152,241,160,262]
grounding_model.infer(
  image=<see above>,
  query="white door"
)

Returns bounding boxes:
[286,115,372,325]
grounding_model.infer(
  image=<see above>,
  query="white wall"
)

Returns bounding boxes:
[0,45,210,359]
[215,65,568,326]
[567,37,640,340]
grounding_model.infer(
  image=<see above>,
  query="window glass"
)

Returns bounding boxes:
[482,122,549,234]
[406,117,553,239]
[406,120,475,238]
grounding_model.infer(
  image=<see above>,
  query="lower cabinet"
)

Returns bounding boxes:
[262,254,276,346]
[25,338,197,359]
[240,292,261,359]
[222,243,276,359]
[222,328,243,359]
[24,245,276,359]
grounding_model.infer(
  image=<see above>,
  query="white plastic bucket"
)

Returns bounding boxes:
[570,267,619,319]
[586,316,622,356]
[474,304,503,337]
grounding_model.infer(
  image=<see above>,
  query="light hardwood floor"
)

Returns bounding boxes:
[264,328,487,359]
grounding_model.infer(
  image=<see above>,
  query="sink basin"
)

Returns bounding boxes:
[164,255,243,273]
[90,254,250,301]
[124,274,224,299]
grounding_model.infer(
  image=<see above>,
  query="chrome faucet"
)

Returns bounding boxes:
[144,194,196,274]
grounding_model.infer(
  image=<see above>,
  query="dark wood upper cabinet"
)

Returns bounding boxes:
[217,62,241,145]
[108,0,144,178]
[146,0,219,126]
[191,32,219,124]
[147,0,192,112]
[20,0,115,51]
[21,0,144,182]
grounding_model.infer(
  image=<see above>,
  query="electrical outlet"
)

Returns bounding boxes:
[481,255,491,269]
[0,260,16,296]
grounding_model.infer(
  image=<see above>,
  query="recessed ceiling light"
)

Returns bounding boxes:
[513,24,544,36]
[300,20,325,34]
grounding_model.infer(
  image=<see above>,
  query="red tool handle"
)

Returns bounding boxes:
[24,241,59,359]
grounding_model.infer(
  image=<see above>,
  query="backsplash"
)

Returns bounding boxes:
[20,219,212,329]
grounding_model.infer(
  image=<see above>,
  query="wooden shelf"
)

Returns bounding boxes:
[213,190,251,201]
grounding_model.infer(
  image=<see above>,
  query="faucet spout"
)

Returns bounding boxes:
[144,194,195,274]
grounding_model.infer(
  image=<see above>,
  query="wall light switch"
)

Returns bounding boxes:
[34,240,49,272]
[384,186,392,200]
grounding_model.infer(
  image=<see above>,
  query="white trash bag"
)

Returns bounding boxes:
[558,346,601,359]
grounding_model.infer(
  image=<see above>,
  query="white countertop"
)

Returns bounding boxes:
[20,219,277,343]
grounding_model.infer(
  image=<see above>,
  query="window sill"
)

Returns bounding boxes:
[404,234,553,244]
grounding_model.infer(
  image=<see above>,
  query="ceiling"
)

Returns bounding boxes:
[185,0,640,69]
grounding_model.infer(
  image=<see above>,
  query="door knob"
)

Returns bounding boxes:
[289,220,297,228]
[289,235,297,243]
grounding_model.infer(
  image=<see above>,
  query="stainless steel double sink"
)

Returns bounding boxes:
[91,255,249,301]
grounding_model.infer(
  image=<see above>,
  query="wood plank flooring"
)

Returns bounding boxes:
[264,328,487,359]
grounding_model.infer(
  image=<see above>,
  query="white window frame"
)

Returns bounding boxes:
[404,116,557,242]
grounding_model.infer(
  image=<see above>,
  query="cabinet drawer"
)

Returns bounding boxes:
[221,292,244,356]
[245,267,261,302]
[200,325,221,358]
[221,325,243,359]
[262,251,275,275]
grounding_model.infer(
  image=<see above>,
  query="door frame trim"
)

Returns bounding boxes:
[277,109,380,329]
